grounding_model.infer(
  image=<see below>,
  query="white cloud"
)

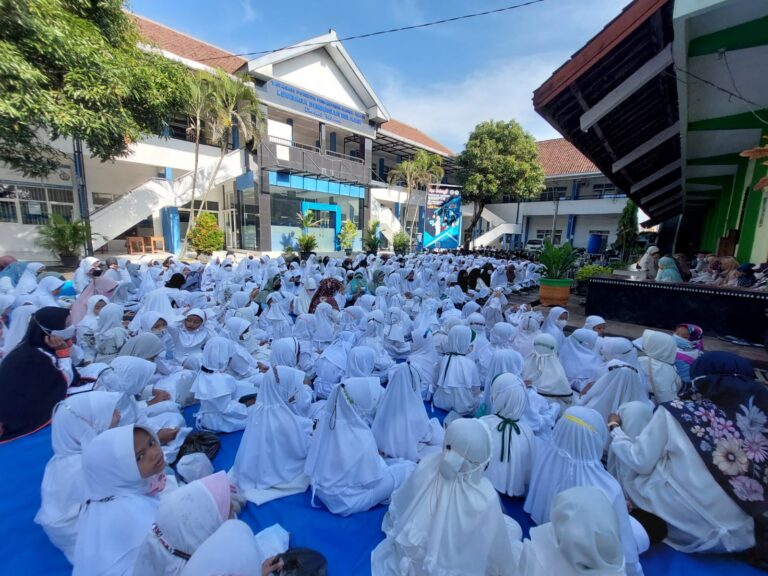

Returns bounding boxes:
[239,0,261,23]
[377,52,568,152]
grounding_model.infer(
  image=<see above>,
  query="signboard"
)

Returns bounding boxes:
[422,188,462,250]
[259,79,375,138]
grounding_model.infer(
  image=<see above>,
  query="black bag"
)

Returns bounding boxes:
[274,548,327,576]
[172,431,221,464]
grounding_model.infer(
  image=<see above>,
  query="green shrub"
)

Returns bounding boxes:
[392,231,411,254]
[539,239,577,279]
[363,220,381,253]
[575,264,613,282]
[188,211,224,255]
[297,233,317,253]
[36,214,92,257]
[338,220,358,250]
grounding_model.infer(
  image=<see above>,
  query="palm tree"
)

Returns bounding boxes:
[387,158,420,235]
[408,150,445,236]
[183,70,265,248]
[181,71,214,256]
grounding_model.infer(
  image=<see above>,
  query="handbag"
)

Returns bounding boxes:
[172,430,221,464]
[273,548,327,576]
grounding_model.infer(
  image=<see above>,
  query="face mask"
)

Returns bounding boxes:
[556,319,568,329]
[152,329,167,338]
[51,325,76,340]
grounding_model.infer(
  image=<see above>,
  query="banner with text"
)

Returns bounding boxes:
[422,188,462,250]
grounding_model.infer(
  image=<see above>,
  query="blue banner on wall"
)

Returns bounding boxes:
[421,188,462,250]
[160,206,180,256]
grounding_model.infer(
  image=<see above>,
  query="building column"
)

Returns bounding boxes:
[359,136,373,228]
[319,123,326,153]
[258,169,272,252]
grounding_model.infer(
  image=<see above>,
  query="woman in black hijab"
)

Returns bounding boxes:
[0,307,79,441]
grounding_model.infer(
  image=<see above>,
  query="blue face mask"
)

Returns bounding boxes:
[674,335,693,350]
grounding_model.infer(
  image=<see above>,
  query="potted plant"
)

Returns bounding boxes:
[296,233,317,260]
[188,211,225,256]
[338,219,358,256]
[574,264,613,296]
[363,220,381,255]
[35,214,93,267]
[392,231,411,256]
[538,239,577,306]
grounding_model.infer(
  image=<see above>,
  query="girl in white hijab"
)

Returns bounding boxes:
[191,337,249,433]
[481,347,525,412]
[99,357,189,462]
[524,407,646,576]
[358,310,394,376]
[606,401,653,490]
[95,303,129,363]
[542,306,568,350]
[168,309,211,370]
[372,362,444,462]
[304,382,415,516]
[383,306,410,359]
[512,313,541,359]
[523,334,573,414]
[73,424,167,576]
[312,301,338,351]
[16,262,45,294]
[341,347,385,426]
[633,329,680,404]
[291,277,316,316]
[313,332,356,400]
[220,317,260,386]
[73,256,99,293]
[32,276,67,308]
[1,303,36,359]
[77,295,109,363]
[513,486,627,575]
[577,361,650,420]
[374,285,389,314]
[433,325,480,416]
[291,313,318,377]
[264,292,293,340]
[481,374,536,497]
[179,519,288,576]
[482,290,506,328]
[231,372,313,505]
[132,471,233,576]
[407,328,440,400]
[371,418,520,576]
[35,391,121,563]
[559,328,606,393]
[413,298,440,335]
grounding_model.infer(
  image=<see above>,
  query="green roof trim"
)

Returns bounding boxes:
[688,16,768,57]
[688,110,768,131]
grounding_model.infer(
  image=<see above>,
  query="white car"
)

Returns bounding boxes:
[524,239,544,252]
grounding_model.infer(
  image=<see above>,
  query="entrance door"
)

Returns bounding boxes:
[301,201,341,251]
[223,208,238,249]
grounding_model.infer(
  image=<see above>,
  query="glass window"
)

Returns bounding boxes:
[16,185,46,201]
[48,188,74,203]
[50,204,74,221]
[0,201,17,223]
[536,229,562,244]
[21,200,48,224]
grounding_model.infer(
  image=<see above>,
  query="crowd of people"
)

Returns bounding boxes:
[0,249,765,575]
[634,246,767,288]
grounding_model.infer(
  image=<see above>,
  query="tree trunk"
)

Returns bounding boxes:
[407,187,423,240]
[193,146,226,222]
[181,124,201,256]
[463,201,484,250]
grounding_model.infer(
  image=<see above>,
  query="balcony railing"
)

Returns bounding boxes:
[260,137,368,185]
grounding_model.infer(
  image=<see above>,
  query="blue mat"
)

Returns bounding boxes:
[1,404,766,576]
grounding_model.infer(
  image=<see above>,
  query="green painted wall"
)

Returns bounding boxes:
[737,129,768,262]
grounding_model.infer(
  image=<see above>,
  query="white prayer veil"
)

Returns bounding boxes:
[179,520,263,576]
[578,360,650,420]
[523,333,571,396]
[133,472,230,576]
[372,418,517,576]
[371,362,433,461]
[560,328,605,384]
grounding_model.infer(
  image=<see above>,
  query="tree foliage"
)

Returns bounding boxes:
[188,211,224,255]
[0,0,191,177]
[388,150,444,238]
[35,214,91,256]
[458,120,544,248]
[615,199,639,260]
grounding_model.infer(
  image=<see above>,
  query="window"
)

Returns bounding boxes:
[539,185,568,202]
[536,229,562,244]
[587,182,624,199]
[0,182,76,225]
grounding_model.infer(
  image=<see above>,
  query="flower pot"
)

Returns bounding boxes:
[300,251,311,261]
[344,248,352,256]
[59,254,79,268]
[539,278,572,307]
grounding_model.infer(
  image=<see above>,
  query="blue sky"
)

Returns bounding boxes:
[129,0,629,152]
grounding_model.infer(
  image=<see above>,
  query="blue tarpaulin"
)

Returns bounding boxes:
[1,403,765,576]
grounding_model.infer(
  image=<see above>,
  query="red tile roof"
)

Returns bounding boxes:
[133,15,247,74]
[379,119,455,157]
[536,138,600,177]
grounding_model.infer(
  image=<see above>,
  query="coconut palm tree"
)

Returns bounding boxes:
[180,71,214,255]
[387,158,420,236]
[183,70,264,248]
[408,150,445,236]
